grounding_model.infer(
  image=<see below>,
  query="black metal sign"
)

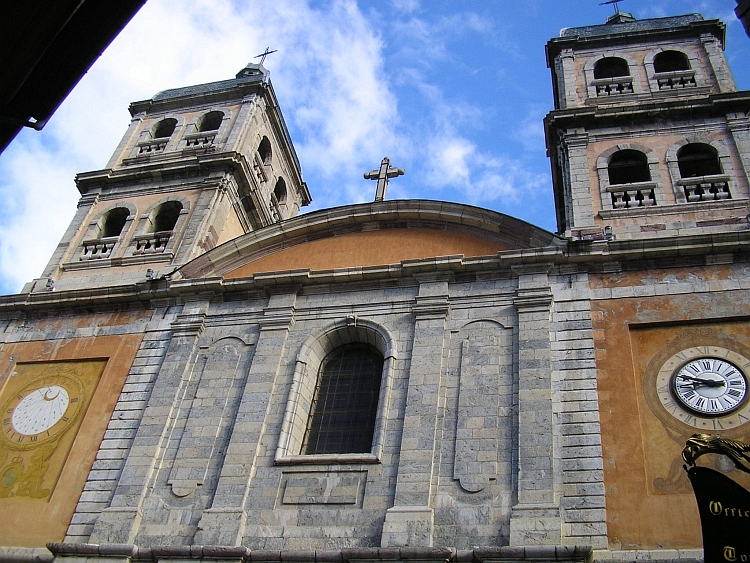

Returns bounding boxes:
[687,465,750,563]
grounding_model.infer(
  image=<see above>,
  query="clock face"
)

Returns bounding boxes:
[1,373,84,448]
[655,346,750,430]
[672,358,747,416]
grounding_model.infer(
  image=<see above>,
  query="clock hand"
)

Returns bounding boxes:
[677,375,726,388]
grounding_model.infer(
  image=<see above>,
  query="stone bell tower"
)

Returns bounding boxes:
[545,13,750,241]
[26,63,311,293]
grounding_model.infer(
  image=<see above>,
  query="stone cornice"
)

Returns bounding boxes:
[1,231,749,315]
[44,544,593,563]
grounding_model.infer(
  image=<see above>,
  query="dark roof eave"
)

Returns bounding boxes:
[546,17,726,68]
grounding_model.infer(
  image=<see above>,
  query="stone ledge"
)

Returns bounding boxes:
[44,545,593,563]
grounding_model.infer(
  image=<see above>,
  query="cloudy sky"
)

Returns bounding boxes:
[0,0,748,294]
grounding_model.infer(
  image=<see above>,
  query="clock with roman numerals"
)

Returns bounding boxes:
[656,346,750,430]
[1,373,84,449]
[672,357,747,415]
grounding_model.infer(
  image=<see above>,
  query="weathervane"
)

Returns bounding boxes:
[254,47,278,65]
[599,0,625,14]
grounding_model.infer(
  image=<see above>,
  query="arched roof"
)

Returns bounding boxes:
[177,200,559,280]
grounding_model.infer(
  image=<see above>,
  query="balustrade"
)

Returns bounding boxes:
[655,70,697,90]
[607,182,657,209]
[679,175,731,202]
[137,139,168,154]
[184,133,216,147]
[131,231,172,255]
[80,237,118,260]
[593,77,634,97]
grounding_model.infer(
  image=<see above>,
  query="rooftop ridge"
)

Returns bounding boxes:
[559,13,704,38]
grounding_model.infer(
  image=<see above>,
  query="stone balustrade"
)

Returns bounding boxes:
[593,76,634,96]
[679,175,732,202]
[184,132,216,148]
[131,231,172,255]
[655,70,697,90]
[80,237,118,260]
[137,139,168,154]
[607,182,657,209]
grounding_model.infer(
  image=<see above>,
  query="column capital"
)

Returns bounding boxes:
[514,288,553,313]
[413,295,450,319]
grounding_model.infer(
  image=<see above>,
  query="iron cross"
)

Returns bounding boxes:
[600,0,625,14]
[364,157,405,202]
[254,47,278,65]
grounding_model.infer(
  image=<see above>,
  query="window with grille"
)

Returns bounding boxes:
[302,343,384,455]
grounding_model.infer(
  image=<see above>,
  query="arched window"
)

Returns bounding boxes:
[677,144,722,178]
[150,201,183,232]
[302,343,384,455]
[274,177,287,203]
[101,208,130,238]
[258,136,272,165]
[594,57,630,79]
[198,111,223,132]
[608,150,651,185]
[153,118,177,139]
[654,51,690,73]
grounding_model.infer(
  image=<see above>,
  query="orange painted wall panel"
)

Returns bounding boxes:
[0,330,143,547]
[224,228,505,278]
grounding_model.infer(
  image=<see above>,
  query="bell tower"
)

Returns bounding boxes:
[545,13,750,241]
[27,63,311,293]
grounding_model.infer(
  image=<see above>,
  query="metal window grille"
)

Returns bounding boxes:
[303,343,384,455]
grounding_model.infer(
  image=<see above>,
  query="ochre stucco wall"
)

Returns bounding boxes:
[0,322,144,547]
[224,228,506,278]
[591,266,750,550]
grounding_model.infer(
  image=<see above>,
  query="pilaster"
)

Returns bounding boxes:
[702,34,736,93]
[89,300,208,544]
[194,289,297,546]
[558,49,578,109]
[727,112,750,185]
[563,131,594,232]
[381,274,450,548]
[509,264,561,546]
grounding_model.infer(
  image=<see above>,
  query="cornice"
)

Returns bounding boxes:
[545,91,750,132]
[1,231,749,315]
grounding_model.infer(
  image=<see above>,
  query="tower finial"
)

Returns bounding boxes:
[254,47,278,66]
[599,0,624,15]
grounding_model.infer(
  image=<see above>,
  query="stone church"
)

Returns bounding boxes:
[1,10,749,563]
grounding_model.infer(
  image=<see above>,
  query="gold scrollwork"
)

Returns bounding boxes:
[683,433,750,474]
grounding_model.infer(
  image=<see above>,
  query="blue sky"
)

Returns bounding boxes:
[0,0,747,294]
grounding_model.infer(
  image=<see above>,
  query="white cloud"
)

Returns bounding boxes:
[424,136,547,206]
[391,0,420,14]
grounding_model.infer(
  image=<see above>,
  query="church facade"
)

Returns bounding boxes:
[0,12,749,563]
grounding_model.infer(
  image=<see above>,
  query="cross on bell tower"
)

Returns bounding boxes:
[364,157,405,202]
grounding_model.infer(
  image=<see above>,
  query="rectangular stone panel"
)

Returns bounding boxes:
[281,470,366,506]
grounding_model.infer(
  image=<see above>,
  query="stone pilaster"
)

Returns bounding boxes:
[509,264,561,546]
[702,34,737,93]
[194,289,297,546]
[89,300,207,544]
[727,113,750,184]
[381,275,450,548]
[558,49,578,110]
[563,131,594,232]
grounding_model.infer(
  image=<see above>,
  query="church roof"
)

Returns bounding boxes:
[177,200,560,281]
[559,14,704,38]
[151,63,269,102]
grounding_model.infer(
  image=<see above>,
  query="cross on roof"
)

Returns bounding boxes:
[599,0,625,14]
[254,47,278,65]
[364,157,405,202]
